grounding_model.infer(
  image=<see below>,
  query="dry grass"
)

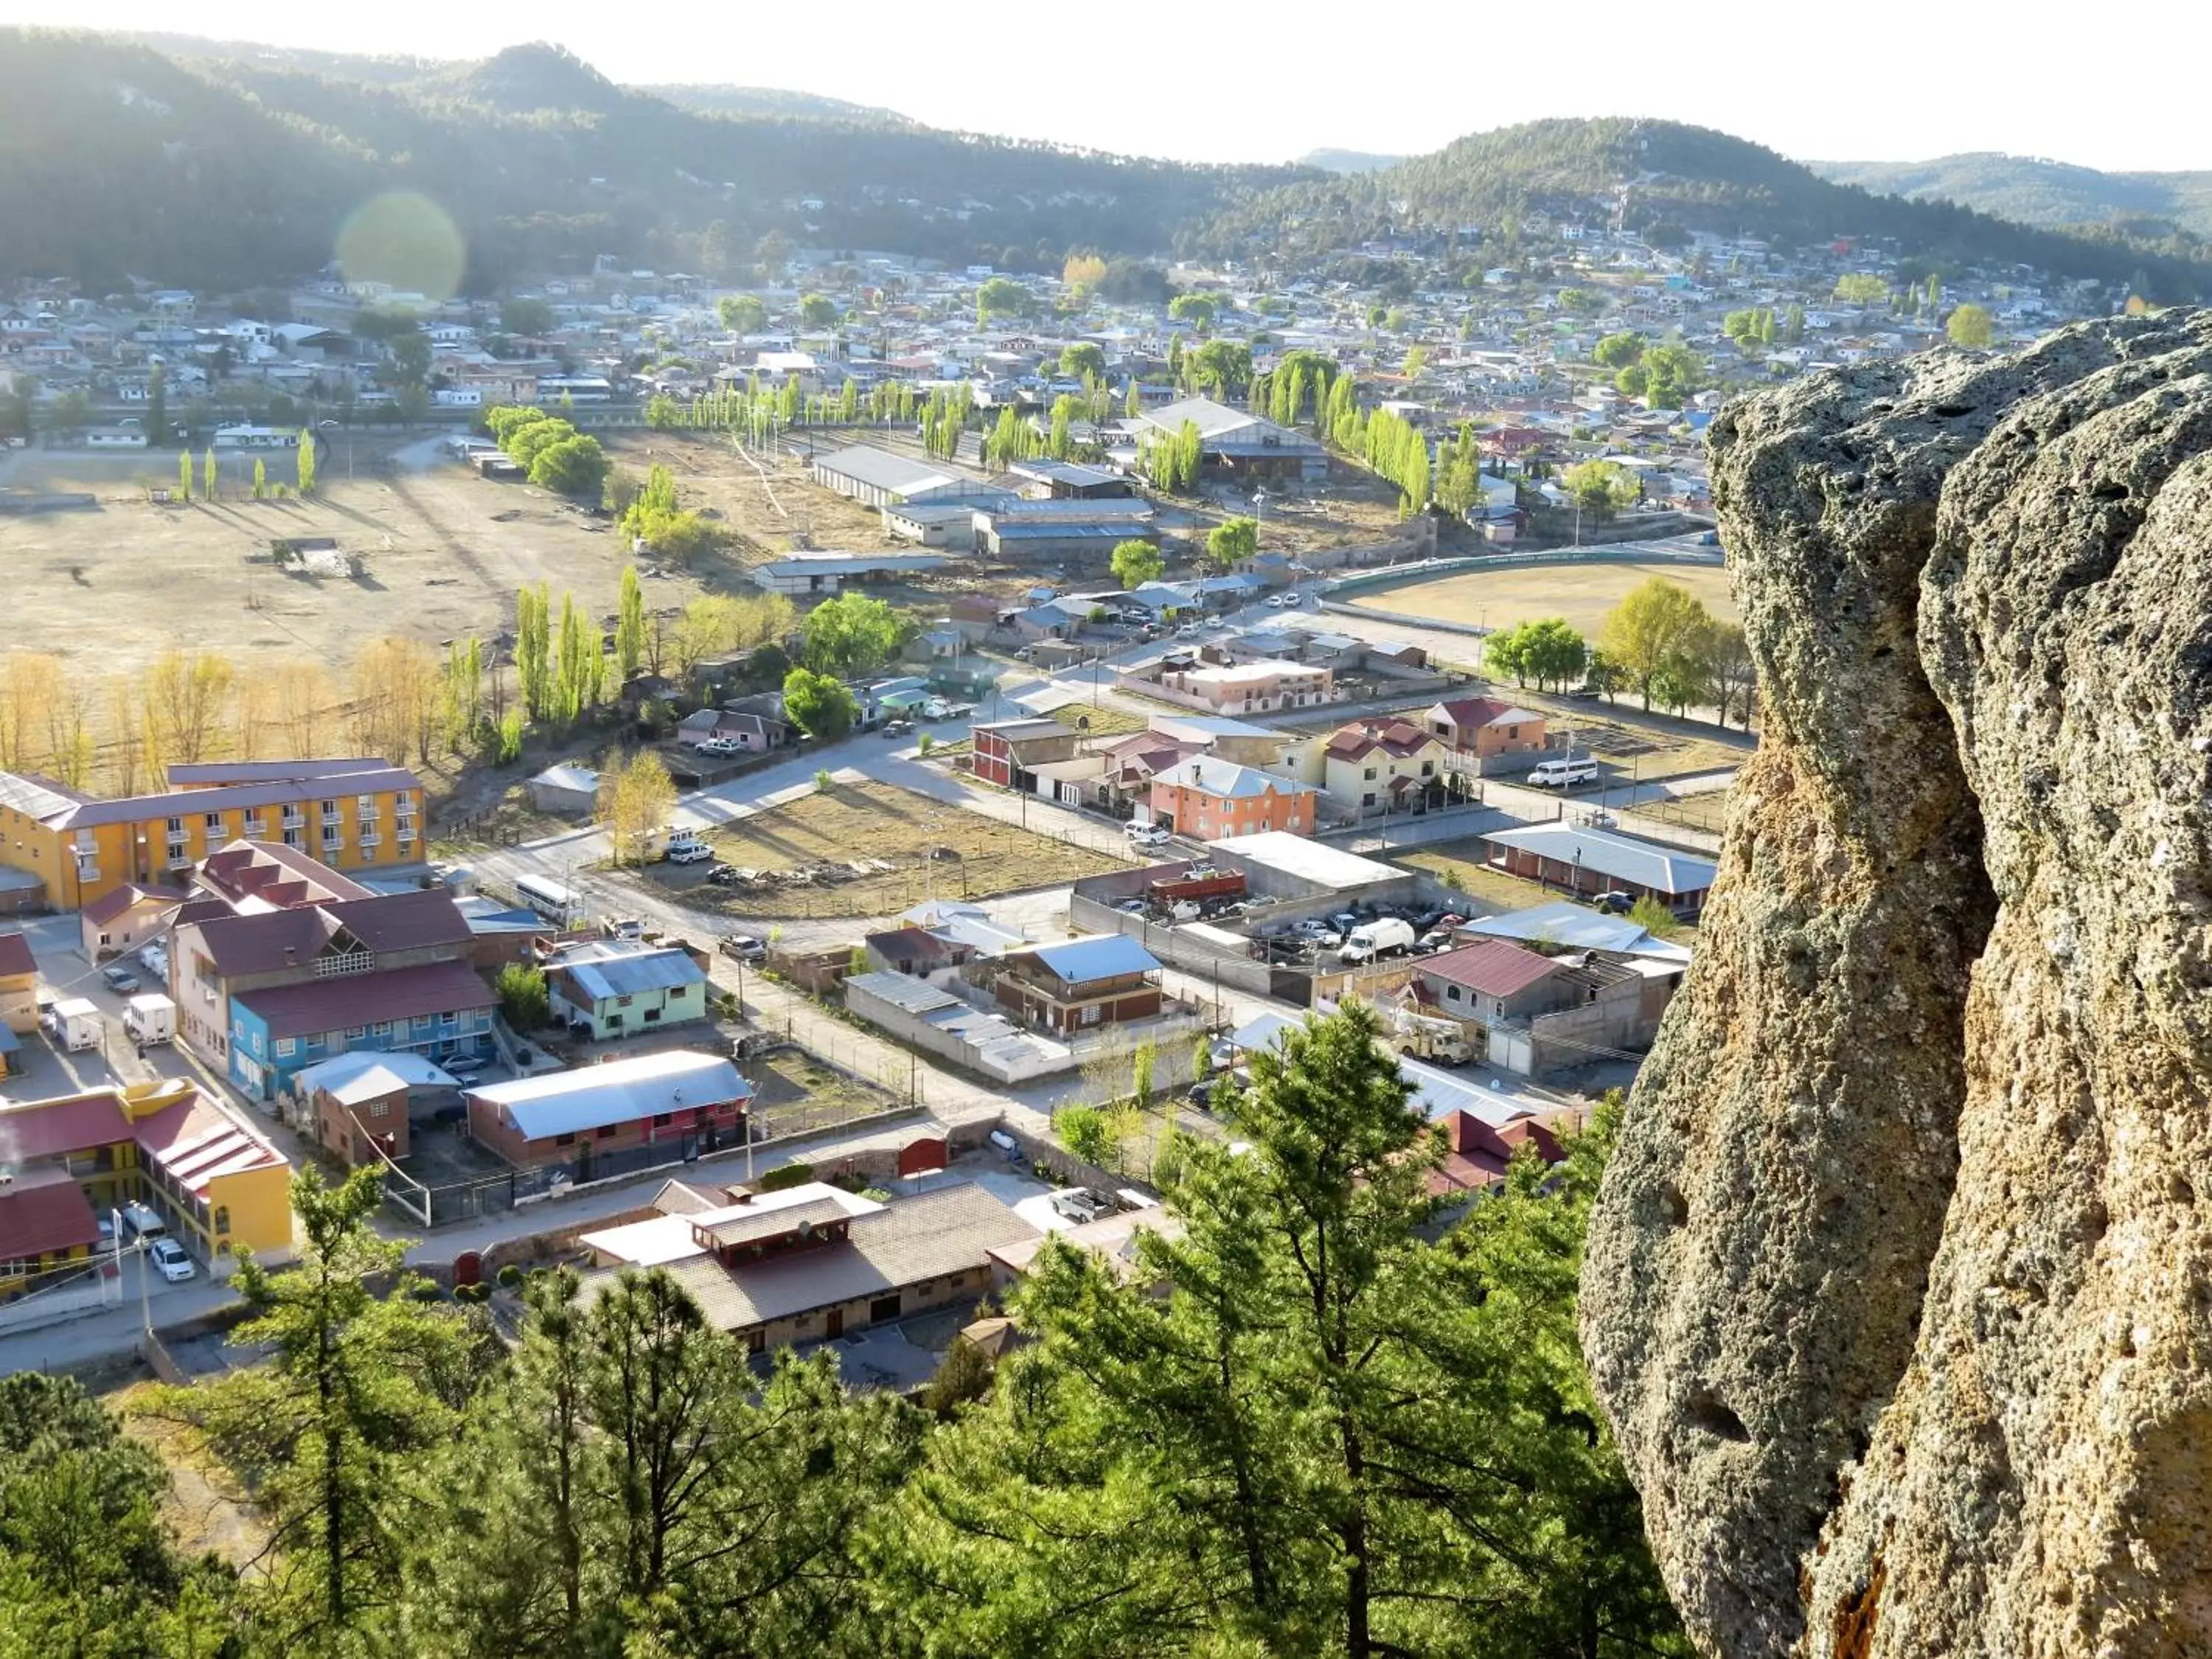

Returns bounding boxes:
[1394,843,1566,917]
[1632,789,1731,835]
[654,779,1122,918]
[1552,712,1748,781]
[602,432,888,567]
[108,1380,272,1573]
[1352,560,1740,636]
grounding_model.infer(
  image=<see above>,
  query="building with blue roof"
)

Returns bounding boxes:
[995,934,1164,1034]
[544,939,711,1042]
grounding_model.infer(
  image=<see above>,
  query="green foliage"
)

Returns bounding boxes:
[875,1004,1687,1657]
[1360,406,1432,514]
[1593,330,1644,369]
[1628,894,1680,937]
[615,564,647,683]
[1599,576,1718,712]
[975,276,1030,324]
[781,667,858,740]
[1562,458,1642,515]
[1485,616,1588,690]
[178,1167,484,1648]
[801,591,904,678]
[501,296,554,335]
[1141,417,1204,493]
[1187,338,1253,397]
[797,291,838,328]
[0,1371,223,1652]
[717,293,768,333]
[1204,515,1258,571]
[1110,538,1164,590]
[757,1162,815,1193]
[515,582,552,722]
[496,709,524,763]
[1058,341,1106,380]
[496,961,549,1030]
[1167,291,1218,330]
[1945,301,1996,347]
[1833,271,1891,305]
[1054,1105,1113,1165]
[528,433,610,497]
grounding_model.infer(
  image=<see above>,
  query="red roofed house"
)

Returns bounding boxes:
[170,841,497,1101]
[1321,718,1448,818]
[79,883,188,966]
[1414,939,1565,1023]
[0,1081,291,1291]
[1424,698,1546,767]
[1425,1110,1566,1198]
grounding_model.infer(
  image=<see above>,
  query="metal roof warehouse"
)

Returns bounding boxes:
[465,1051,751,1141]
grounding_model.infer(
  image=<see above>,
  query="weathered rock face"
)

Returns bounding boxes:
[1582,311,2212,1658]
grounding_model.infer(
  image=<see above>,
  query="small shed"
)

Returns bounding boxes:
[529,762,600,816]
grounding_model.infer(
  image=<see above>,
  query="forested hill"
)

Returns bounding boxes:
[1816,153,2212,244]
[1194,118,2212,297]
[0,31,1310,293]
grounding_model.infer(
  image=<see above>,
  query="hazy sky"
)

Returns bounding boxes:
[9,1,2212,172]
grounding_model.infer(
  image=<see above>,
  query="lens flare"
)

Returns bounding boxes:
[335,192,466,304]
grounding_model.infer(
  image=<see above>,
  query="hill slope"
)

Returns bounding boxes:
[1198,118,2212,295]
[1815,153,2212,242]
[0,31,1307,291]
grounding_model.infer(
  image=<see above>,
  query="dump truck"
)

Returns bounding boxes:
[1147,864,1247,906]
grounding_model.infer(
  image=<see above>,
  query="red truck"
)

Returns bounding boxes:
[1147,865,1248,905]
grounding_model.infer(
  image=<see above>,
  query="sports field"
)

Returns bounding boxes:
[1350,559,1739,636]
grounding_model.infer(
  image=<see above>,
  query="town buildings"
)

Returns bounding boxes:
[465,1049,751,1171]
[0,759,423,911]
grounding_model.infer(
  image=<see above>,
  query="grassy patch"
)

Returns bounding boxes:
[659,779,1122,918]
[746,1046,907,1139]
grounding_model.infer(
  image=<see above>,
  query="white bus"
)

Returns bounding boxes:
[515,873,580,925]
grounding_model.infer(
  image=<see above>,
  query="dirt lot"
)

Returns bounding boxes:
[600,431,888,568]
[1393,844,1565,916]
[746,1046,905,1141]
[0,439,728,685]
[108,1380,272,1573]
[1351,559,1740,636]
[647,779,1121,919]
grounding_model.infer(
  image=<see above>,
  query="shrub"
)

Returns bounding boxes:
[496,962,549,1031]
[758,1162,815,1193]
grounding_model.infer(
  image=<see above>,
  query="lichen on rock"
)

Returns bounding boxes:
[1582,312,2212,1658]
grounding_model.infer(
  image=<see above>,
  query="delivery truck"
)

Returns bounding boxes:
[1338,917,1416,964]
[122,993,175,1046]
[44,997,101,1052]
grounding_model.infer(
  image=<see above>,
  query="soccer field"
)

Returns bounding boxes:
[1350,559,1739,636]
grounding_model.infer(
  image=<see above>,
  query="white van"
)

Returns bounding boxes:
[1528,756,1601,789]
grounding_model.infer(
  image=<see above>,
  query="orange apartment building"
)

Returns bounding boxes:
[1424,698,1547,762]
[0,759,424,911]
[1149,757,1318,841]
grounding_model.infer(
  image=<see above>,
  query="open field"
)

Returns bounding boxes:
[1350,559,1739,637]
[1632,789,1732,835]
[0,439,720,686]
[649,778,1122,918]
[601,431,887,567]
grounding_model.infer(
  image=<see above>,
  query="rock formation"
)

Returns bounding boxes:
[1582,311,2212,1658]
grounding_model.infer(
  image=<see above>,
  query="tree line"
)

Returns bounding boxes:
[1,1003,1687,1658]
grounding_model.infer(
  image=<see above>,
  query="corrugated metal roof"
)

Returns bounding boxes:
[562,948,708,1004]
[812,443,962,495]
[1026,934,1161,984]
[468,1050,750,1141]
[1421,939,1560,998]
[1480,824,1718,896]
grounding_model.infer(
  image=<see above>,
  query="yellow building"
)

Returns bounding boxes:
[0,1080,293,1279]
[0,759,424,911]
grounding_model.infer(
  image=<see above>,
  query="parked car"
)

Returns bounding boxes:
[137,943,168,978]
[100,964,139,995]
[442,1053,487,1081]
[1594,890,1637,915]
[666,842,714,864]
[119,1201,166,1242]
[1175,623,1203,639]
[882,717,914,737]
[147,1238,197,1283]
[1528,756,1601,788]
[1267,591,1295,608]
[1124,821,1172,846]
[719,933,767,962]
[695,737,742,756]
[1049,1188,1111,1225]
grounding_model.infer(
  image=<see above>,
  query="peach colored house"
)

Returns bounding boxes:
[1425,697,1546,759]
[1152,659,1333,716]
[1149,758,1318,842]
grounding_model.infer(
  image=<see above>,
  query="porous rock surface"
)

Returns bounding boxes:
[1582,310,2212,1658]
